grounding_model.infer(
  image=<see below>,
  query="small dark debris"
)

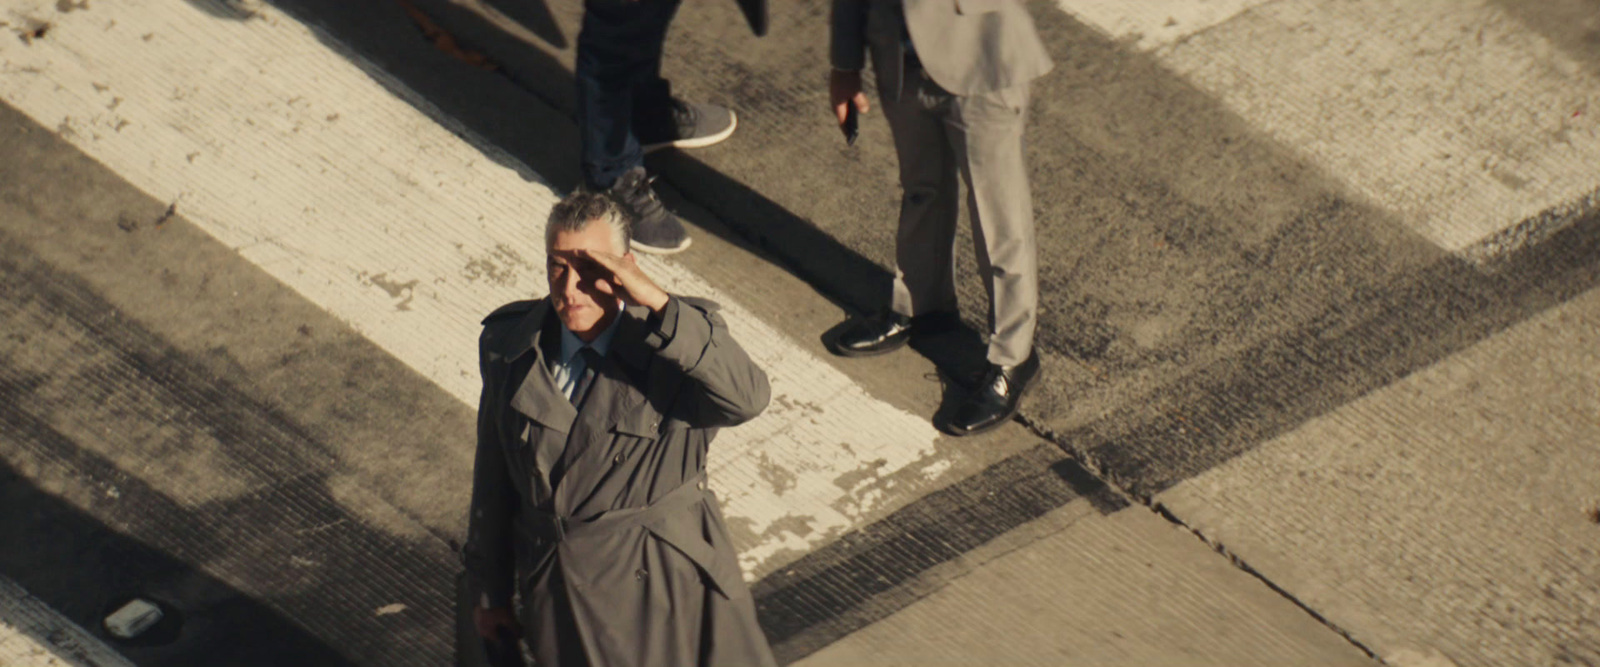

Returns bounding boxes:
[325,113,340,122]
[154,202,177,227]
[297,324,313,337]
[141,32,153,41]
[55,0,90,13]
[1586,505,1600,524]
[18,20,50,44]
[116,214,139,233]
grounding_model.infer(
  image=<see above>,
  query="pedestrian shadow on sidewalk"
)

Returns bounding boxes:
[0,228,472,666]
[0,455,351,666]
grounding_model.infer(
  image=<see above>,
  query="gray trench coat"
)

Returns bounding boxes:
[463,296,777,667]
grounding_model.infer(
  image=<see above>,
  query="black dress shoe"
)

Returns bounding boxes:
[945,351,1040,436]
[831,313,914,357]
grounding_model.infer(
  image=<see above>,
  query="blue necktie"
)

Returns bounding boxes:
[571,347,605,408]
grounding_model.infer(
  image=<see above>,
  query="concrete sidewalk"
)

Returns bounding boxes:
[795,500,1373,667]
[1158,278,1600,666]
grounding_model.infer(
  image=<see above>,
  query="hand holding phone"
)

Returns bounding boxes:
[842,103,859,146]
[830,69,868,146]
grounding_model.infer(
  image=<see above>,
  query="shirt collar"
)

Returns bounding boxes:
[558,311,620,364]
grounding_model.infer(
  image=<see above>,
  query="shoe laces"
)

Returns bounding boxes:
[668,98,696,128]
[980,365,1011,397]
[615,171,665,221]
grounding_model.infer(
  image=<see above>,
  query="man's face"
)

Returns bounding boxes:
[547,221,627,339]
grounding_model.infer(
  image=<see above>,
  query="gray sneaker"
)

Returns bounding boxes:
[637,99,738,154]
[608,166,691,255]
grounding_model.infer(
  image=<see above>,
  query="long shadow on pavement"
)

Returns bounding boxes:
[0,226,463,666]
[0,443,351,666]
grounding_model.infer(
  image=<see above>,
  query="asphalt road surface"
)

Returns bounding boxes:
[2,0,1597,665]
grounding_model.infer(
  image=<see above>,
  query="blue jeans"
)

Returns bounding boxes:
[575,0,683,190]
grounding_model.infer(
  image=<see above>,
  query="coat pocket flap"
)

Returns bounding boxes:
[601,367,666,438]
[612,407,661,438]
[645,513,742,599]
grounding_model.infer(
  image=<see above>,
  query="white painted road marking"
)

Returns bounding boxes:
[0,576,134,667]
[0,0,945,578]
[1054,0,1600,259]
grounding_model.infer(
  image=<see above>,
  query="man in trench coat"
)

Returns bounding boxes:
[463,191,777,666]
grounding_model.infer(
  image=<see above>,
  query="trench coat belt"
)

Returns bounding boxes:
[519,472,710,544]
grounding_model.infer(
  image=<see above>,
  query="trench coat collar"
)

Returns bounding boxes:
[485,298,551,364]
[499,301,575,433]
[499,300,656,435]
[488,299,653,373]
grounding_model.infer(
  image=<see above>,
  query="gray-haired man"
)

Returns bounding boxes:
[464,192,776,666]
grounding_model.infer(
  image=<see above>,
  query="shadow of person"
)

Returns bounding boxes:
[0,456,356,666]
[818,312,992,431]
[905,317,992,433]
[476,0,567,49]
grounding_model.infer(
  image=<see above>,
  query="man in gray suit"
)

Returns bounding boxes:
[828,0,1054,435]
[464,192,777,666]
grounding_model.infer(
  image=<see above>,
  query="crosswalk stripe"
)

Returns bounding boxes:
[0,576,133,667]
[0,0,945,579]
[1054,0,1600,261]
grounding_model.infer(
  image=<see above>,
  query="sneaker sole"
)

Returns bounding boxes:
[641,110,738,154]
[631,235,693,255]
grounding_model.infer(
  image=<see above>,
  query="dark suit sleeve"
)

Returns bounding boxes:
[831,0,869,71]
[461,336,517,609]
[646,296,771,427]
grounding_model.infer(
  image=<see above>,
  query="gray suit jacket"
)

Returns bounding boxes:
[832,0,1054,99]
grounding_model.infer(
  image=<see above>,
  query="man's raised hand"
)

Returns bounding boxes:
[578,248,670,314]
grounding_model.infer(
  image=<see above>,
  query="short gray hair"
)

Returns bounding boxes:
[545,190,632,255]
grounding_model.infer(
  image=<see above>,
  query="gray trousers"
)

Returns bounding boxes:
[878,64,1039,367]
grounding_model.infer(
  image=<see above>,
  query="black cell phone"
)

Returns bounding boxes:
[483,626,526,667]
[842,103,859,146]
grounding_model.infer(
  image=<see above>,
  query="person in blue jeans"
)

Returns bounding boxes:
[577,0,761,254]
